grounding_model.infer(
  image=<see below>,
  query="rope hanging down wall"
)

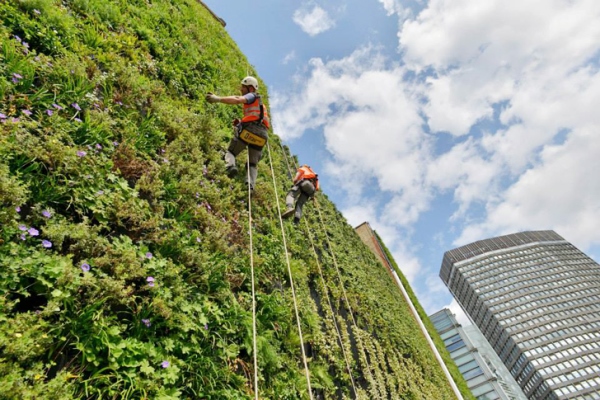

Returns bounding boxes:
[278,145,376,397]
[265,142,314,400]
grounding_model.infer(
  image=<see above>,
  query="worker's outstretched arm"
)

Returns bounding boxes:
[206,93,247,104]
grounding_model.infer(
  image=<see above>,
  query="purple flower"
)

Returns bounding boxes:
[74,118,82,123]
[0,113,6,119]
[22,42,29,49]
[76,150,86,157]
[13,73,23,79]
[195,192,200,198]
[147,276,155,287]
[14,35,22,43]
[161,361,170,368]
[145,252,153,259]
[52,103,63,110]
[42,210,52,218]
[15,206,21,212]
[205,203,212,211]
[20,234,26,241]
[204,323,208,330]
[12,77,19,84]
[96,190,104,196]
[203,166,208,176]
[18,225,27,231]
[46,109,53,116]
[71,103,81,111]
[42,240,52,248]
[22,109,32,116]
[95,143,102,150]
[142,319,151,327]
[115,101,123,106]
[162,158,169,164]
[81,263,90,272]
[112,141,119,146]
[33,9,41,15]
[28,227,39,236]
[196,237,201,243]
[11,118,20,123]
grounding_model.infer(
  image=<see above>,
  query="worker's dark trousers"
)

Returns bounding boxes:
[285,180,315,220]
[225,122,267,189]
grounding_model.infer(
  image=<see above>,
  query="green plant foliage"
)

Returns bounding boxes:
[0,1,473,399]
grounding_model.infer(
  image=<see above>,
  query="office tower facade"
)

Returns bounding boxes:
[440,230,600,399]
[430,308,526,400]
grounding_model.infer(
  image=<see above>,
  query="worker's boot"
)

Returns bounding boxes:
[282,207,295,219]
[293,217,300,225]
[226,165,238,178]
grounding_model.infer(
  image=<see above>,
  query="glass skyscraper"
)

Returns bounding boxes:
[440,230,600,399]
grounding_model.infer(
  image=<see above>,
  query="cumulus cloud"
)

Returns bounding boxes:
[273,0,600,313]
[293,5,336,36]
[281,50,296,65]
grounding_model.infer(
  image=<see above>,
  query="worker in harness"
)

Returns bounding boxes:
[282,165,319,224]
[205,76,270,191]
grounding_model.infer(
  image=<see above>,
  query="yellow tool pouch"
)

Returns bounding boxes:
[239,129,267,147]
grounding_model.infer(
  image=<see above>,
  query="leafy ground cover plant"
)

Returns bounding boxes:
[0,1,473,399]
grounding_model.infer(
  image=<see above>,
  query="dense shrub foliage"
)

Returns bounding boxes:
[0,1,473,399]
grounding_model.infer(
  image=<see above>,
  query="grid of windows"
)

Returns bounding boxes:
[440,231,600,400]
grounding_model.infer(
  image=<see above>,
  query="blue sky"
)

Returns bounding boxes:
[202,0,600,324]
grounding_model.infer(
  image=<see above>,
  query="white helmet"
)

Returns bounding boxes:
[241,76,259,90]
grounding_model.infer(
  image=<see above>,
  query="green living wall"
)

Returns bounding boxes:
[0,0,472,399]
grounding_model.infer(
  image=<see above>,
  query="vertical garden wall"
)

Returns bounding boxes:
[0,1,473,399]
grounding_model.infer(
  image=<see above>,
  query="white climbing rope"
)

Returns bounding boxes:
[303,217,359,398]
[246,152,259,400]
[265,142,314,400]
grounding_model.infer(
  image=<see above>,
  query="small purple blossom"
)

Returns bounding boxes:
[15,206,21,213]
[115,101,123,106]
[46,109,53,116]
[95,143,102,150]
[147,276,155,287]
[96,190,104,196]
[11,118,20,123]
[203,166,208,176]
[162,158,169,164]
[196,237,201,243]
[41,240,52,248]
[22,42,29,49]
[142,319,151,327]
[42,210,52,218]
[74,117,82,123]
[81,263,90,272]
[205,203,212,211]
[76,150,86,157]
[13,73,23,79]
[18,225,27,231]
[12,77,19,84]
[0,113,7,119]
[22,109,32,116]
[20,234,26,241]
[14,35,22,43]
[33,9,41,15]
[52,103,63,110]
[71,103,81,111]
[204,323,208,330]
[145,252,153,259]
[112,141,119,146]
[195,192,200,198]
[28,227,39,236]
[161,361,170,368]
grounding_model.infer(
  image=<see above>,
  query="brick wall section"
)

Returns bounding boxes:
[355,222,396,280]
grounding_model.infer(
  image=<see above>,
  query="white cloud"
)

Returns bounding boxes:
[293,5,336,37]
[281,50,296,65]
[274,0,600,314]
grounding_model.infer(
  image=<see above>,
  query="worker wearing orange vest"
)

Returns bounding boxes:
[206,76,270,191]
[282,165,319,224]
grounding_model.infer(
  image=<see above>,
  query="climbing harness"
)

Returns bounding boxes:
[266,142,314,400]
[246,151,260,400]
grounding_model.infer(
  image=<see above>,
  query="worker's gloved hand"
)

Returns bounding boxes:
[232,118,240,126]
[206,93,221,103]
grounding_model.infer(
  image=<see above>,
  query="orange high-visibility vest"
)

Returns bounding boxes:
[242,94,270,129]
[295,165,319,191]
